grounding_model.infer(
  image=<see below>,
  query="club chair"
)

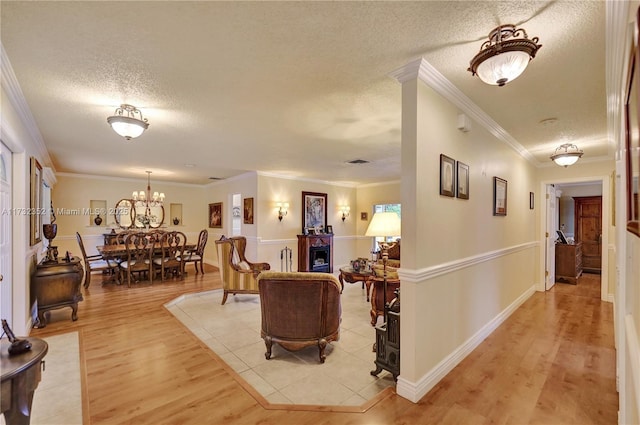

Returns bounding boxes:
[257,271,342,363]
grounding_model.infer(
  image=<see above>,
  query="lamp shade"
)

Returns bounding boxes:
[107,116,148,140]
[468,24,541,87]
[107,104,149,140]
[550,143,583,167]
[475,50,531,86]
[365,211,401,238]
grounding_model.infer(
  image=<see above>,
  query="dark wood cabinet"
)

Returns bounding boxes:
[555,242,583,284]
[31,257,83,327]
[297,234,333,273]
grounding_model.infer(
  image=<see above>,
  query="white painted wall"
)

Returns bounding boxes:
[396,70,538,402]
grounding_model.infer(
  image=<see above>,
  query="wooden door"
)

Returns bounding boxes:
[574,196,602,272]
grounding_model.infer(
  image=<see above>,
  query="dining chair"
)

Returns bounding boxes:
[181,229,208,274]
[153,231,187,281]
[76,232,120,288]
[120,232,155,287]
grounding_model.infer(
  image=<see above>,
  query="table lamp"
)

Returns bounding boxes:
[365,211,401,322]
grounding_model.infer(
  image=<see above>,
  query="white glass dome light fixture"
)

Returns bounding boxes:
[468,24,542,87]
[107,104,149,140]
[550,143,584,167]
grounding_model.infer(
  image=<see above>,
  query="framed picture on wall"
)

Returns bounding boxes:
[243,197,254,224]
[30,157,42,246]
[456,161,469,199]
[625,18,640,236]
[302,191,327,231]
[209,202,222,228]
[493,177,508,216]
[530,192,535,210]
[440,154,455,197]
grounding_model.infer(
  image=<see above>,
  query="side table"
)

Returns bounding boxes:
[1,338,48,425]
[338,266,374,301]
[31,257,83,328]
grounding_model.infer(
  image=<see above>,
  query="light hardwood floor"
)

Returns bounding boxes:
[31,267,617,424]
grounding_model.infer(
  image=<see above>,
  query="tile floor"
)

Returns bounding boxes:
[0,332,83,425]
[165,280,396,406]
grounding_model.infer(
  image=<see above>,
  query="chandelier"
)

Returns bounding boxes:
[550,143,584,167]
[468,24,542,87]
[107,104,149,140]
[132,171,164,208]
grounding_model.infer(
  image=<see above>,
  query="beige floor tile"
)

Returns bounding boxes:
[168,280,396,407]
[280,373,355,405]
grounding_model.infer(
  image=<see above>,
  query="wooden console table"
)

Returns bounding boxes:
[31,257,83,328]
[1,338,48,425]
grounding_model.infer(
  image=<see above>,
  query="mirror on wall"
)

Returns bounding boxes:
[114,199,134,229]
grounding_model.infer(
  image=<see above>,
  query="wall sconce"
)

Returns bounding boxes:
[340,205,350,222]
[277,202,289,221]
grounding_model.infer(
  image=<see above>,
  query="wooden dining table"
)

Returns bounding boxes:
[97,242,197,258]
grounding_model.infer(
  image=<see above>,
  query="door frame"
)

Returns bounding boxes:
[539,174,611,301]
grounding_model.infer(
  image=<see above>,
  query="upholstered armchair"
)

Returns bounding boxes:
[257,271,341,363]
[215,236,271,305]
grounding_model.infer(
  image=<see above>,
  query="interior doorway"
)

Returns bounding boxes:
[0,141,13,326]
[540,176,609,301]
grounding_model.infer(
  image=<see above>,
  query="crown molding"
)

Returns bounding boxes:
[356,179,401,189]
[1,43,54,170]
[389,57,539,166]
[56,171,205,188]
[256,170,358,188]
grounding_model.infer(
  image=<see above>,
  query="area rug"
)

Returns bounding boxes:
[165,282,395,407]
[23,332,83,425]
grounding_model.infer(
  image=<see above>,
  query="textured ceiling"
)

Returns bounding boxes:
[1,1,608,185]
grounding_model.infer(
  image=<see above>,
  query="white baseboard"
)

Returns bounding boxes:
[396,284,536,403]
[625,314,640,422]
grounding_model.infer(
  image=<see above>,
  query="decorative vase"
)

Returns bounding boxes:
[173,217,180,225]
[94,214,102,226]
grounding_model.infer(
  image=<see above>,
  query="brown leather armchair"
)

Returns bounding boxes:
[257,271,341,363]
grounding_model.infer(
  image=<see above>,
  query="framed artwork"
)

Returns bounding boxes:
[30,157,42,246]
[326,225,334,234]
[456,161,469,199]
[440,154,455,197]
[625,17,640,236]
[360,211,368,221]
[530,192,535,210]
[493,177,508,216]
[209,202,223,228]
[302,191,327,231]
[243,197,254,224]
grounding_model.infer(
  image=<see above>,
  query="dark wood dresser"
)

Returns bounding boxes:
[31,257,83,327]
[555,242,583,284]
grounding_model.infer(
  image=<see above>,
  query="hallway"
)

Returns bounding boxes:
[420,272,617,424]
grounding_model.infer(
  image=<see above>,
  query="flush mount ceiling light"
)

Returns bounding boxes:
[107,104,149,140]
[468,24,542,87]
[550,143,584,167]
